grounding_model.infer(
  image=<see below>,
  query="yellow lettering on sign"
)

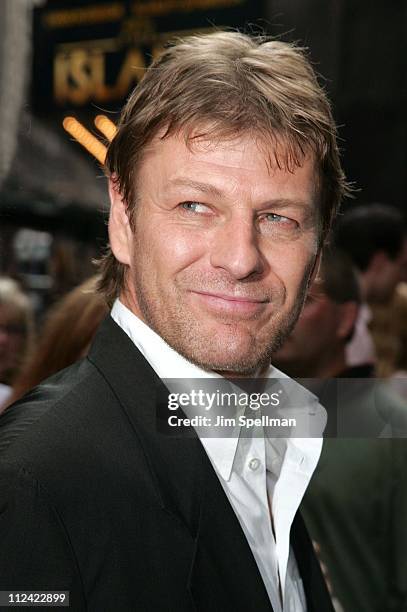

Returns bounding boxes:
[54,47,148,106]
[55,49,103,105]
[71,50,96,105]
[96,49,146,102]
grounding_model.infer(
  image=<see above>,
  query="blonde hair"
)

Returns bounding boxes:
[10,276,108,403]
[0,277,34,384]
[98,31,350,305]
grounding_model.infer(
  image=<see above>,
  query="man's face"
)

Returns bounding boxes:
[273,282,344,377]
[111,131,320,375]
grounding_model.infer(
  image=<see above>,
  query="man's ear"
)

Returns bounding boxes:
[337,301,359,340]
[108,177,133,266]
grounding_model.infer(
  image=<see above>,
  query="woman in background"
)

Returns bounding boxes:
[0,277,35,406]
[5,275,107,410]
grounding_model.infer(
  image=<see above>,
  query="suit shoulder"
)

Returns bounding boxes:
[0,358,115,463]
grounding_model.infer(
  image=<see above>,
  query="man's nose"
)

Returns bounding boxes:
[209,214,265,280]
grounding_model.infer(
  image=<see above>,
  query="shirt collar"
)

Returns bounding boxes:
[111,299,324,482]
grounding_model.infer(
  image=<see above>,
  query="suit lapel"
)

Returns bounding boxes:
[88,317,203,533]
[88,317,273,611]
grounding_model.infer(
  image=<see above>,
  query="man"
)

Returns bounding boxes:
[272,248,363,381]
[0,33,347,611]
[334,203,407,370]
[273,249,407,612]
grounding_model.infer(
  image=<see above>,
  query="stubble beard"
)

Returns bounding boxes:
[129,263,313,377]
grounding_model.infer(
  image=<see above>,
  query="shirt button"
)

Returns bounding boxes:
[248,458,261,471]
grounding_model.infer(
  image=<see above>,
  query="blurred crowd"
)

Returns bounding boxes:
[273,203,407,612]
[0,274,107,410]
[0,202,406,611]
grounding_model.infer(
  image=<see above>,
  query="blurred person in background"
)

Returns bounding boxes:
[273,247,407,612]
[0,277,34,405]
[387,282,407,399]
[365,240,407,394]
[273,248,364,380]
[334,204,407,373]
[2,276,108,413]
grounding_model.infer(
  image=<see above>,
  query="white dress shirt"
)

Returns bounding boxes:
[111,299,325,612]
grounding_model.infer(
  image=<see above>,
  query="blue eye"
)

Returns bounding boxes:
[258,212,300,236]
[263,213,299,230]
[180,201,210,214]
[266,213,291,224]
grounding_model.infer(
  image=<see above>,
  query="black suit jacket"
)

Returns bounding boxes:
[0,317,333,611]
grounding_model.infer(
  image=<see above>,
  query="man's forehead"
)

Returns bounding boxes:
[143,126,317,178]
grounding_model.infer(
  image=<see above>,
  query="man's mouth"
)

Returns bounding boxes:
[190,290,270,317]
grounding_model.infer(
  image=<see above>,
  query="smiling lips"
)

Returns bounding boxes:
[191,290,270,316]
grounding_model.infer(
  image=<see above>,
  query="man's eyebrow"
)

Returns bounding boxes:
[168,178,224,199]
[167,180,315,213]
[257,198,315,212]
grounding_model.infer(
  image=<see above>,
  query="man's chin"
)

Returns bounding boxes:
[187,354,266,377]
[176,334,270,376]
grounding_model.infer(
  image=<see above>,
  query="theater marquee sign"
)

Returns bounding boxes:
[33,0,264,113]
